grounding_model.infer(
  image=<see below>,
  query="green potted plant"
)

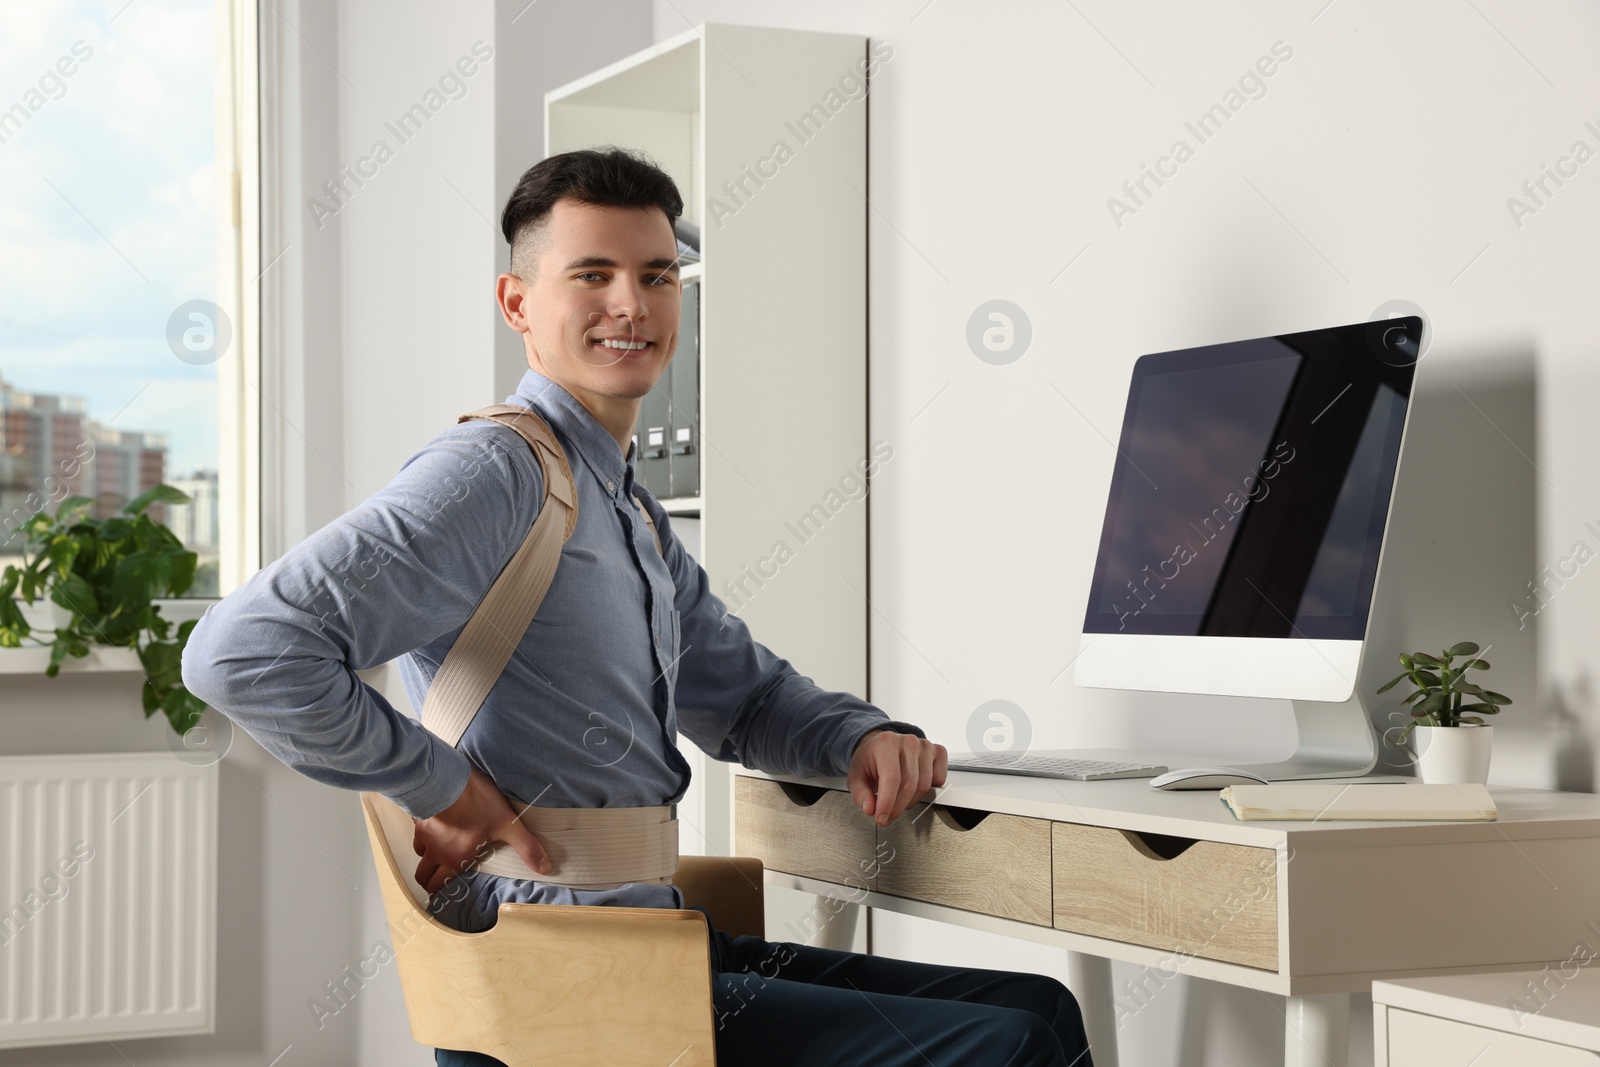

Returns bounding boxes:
[1376,640,1510,784]
[0,486,208,736]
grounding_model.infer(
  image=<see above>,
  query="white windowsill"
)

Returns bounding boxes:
[0,598,218,676]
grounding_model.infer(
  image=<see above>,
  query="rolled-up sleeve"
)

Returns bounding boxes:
[653,505,925,778]
[180,424,541,819]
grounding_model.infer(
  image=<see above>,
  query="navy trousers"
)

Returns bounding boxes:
[434,911,1094,1067]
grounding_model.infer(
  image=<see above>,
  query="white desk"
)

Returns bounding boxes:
[733,767,1600,1067]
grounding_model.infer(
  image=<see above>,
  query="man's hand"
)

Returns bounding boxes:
[411,765,551,895]
[847,728,948,827]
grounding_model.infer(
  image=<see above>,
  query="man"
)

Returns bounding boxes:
[181,148,1092,1067]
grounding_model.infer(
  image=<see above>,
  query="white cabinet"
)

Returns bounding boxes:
[1375,970,1600,1066]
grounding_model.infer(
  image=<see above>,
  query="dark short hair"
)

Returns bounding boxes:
[500,147,684,274]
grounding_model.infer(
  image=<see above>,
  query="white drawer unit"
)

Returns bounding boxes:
[1375,969,1600,1066]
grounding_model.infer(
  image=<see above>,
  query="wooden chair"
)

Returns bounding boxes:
[360,792,765,1067]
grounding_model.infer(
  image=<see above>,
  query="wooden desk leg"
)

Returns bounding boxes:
[809,897,860,951]
[1284,992,1349,1067]
[1066,951,1119,1067]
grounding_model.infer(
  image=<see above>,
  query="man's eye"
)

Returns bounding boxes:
[647,274,674,285]
[575,272,604,282]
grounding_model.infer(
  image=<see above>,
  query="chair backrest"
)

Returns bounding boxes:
[673,855,766,939]
[359,792,721,1066]
[364,791,432,910]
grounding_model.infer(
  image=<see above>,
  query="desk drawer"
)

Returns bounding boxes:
[733,776,877,889]
[1384,1008,1600,1066]
[879,803,1052,926]
[1052,822,1279,970]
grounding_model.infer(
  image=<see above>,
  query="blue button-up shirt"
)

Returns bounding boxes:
[181,367,922,928]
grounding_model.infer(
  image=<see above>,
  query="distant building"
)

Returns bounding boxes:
[167,468,220,550]
[0,372,179,550]
[90,425,170,525]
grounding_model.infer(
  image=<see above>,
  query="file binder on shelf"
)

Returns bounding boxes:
[668,281,700,499]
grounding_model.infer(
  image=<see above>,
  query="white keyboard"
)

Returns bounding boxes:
[948,752,1168,781]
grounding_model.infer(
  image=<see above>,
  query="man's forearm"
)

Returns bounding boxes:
[721,659,927,778]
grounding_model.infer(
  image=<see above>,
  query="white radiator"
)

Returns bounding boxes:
[0,752,217,1049]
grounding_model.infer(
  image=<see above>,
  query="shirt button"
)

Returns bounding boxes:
[606,480,616,493]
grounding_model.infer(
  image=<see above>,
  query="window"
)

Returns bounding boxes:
[0,0,257,601]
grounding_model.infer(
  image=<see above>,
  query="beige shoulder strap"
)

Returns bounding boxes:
[414,406,683,885]
[414,406,682,886]
[420,405,577,747]
[632,487,663,556]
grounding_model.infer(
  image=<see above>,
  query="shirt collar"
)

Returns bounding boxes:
[507,367,638,498]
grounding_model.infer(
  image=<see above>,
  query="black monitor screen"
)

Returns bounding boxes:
[1082,319,1418,640]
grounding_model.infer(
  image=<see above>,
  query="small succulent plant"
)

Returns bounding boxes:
[1376,640,1511,742]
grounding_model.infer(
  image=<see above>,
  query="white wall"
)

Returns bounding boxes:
[647,2,1594,1066]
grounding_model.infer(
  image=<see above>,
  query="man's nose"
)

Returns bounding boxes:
[606,276,649,321]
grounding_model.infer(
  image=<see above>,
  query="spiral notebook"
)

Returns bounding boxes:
[1219,782,1497,822]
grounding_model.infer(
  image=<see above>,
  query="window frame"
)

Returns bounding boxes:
[159,0,260,623]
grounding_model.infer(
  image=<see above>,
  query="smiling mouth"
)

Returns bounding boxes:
[591,337,652,352]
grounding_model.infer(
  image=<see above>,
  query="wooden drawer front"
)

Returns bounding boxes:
[1385,1008,1600,1066]
[1052,822,1279,970]
[878,803,1053,926]
[733,776,877,889]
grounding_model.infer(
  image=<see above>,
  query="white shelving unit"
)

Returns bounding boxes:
[546,24,868,857]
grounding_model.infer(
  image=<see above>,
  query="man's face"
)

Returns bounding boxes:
[516,199,681,407]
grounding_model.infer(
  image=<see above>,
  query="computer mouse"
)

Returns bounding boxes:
[1148,767,1271,791]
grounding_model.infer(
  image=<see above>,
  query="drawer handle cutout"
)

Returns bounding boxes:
[932,805,990,831]
[1120,830,1198,861]
[776,782,830,808]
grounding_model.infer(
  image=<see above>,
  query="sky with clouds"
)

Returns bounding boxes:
[0,0,218,475]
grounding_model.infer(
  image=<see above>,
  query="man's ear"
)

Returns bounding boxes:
[496,273,530,333]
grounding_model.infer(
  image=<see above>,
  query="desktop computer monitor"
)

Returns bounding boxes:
[1074,317,1422,779]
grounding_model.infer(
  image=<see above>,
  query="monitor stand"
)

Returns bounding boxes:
[1229,690,1381,781]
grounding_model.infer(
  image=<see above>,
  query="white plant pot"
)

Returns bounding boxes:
[17,599,73,633]
[1413,724,1493,785]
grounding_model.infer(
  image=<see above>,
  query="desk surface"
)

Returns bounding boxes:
[744,766,1600,851]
